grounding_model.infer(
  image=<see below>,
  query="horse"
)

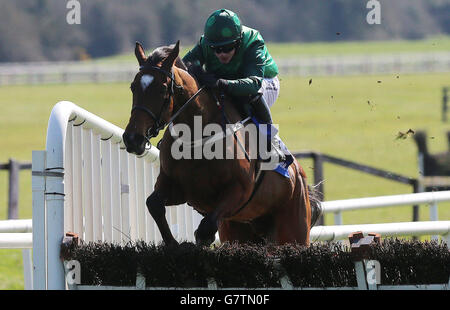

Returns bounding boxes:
[122,41,321,246]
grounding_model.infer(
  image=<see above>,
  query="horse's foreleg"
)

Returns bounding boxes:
[147,191,178,245]
[147,172,187,245]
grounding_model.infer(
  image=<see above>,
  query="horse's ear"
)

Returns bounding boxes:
[162,40,180,69]
[135,41,146,66]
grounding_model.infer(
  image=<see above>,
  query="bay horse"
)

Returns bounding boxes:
[122,41,321,246]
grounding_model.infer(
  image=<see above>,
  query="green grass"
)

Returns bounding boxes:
[0,249,25,290]
[267,35,450,57]
[96,35,450,62]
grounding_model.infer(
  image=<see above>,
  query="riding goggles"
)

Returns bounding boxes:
[211,42,237,54]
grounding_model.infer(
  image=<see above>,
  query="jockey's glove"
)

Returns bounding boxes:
[185,62,219,89]
[200,74,219,88]
[214,79,229,91]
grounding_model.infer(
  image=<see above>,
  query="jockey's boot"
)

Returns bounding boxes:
[250,95,286,163]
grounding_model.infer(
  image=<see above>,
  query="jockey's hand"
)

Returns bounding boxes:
[214,79,229,91]
[200,73,219,88]
[185,63,228,90]
[185,62,216,87]
[185,62,203,80]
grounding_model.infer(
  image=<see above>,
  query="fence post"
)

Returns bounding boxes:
[443,87,448,123]
[32,151,47,290]
[412,180,420,223]
[22,249,33,290]
[312,152,325,225]
[349,232,381,290]
[429,200,439,241]
[8,159,20,219]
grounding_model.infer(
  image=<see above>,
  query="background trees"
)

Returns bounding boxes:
[0,0,448,62]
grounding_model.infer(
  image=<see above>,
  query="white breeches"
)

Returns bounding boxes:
[259,76,280,108]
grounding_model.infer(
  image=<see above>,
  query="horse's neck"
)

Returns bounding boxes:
[172,67,221,128]
[173,66,243,132]
[176,88,241,131]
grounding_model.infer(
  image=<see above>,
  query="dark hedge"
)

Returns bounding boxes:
[274,242,357,287]
[368,238,450,285]
[62,239,449,288]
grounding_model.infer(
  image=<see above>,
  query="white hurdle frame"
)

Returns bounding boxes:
[32,101,203,290]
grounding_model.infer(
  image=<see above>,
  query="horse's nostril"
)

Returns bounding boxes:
[123,132,134,144]
[123,131,136,151]
[123,131,147,155]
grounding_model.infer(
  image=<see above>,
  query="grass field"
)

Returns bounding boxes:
[1,73,448,217]
[1,38,449,289]
[99,35,450,62]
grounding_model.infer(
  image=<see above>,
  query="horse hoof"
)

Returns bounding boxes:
[195,233,215,247]
[196,239,213,247]
[194,232,208,247]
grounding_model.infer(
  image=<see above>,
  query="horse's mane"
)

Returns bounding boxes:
[146,44,187,71]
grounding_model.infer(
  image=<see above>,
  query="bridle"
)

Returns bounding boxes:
[131,65,186,141]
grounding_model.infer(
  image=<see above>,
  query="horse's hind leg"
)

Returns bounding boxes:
[218,220,264,244]
[195,185,247,246]
[195,213,219,246]
[274,177,311,245]
[273,203,309,245]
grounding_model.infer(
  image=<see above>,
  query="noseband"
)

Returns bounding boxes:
[131,65,205,144]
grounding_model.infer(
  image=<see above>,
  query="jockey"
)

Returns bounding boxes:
[183,8,282,161]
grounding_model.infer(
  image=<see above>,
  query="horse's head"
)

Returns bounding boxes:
[123,41,183,155]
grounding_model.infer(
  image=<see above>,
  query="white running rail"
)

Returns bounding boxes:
[318,190,450,242]
[0,219,33,289]
[1,52,449,85]
[310,221,450,243]
[321,190,450,239]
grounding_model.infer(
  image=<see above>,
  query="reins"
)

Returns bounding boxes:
[167,86,205,129]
